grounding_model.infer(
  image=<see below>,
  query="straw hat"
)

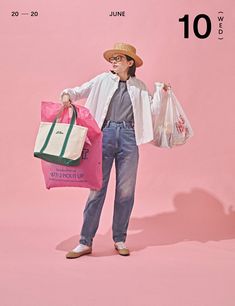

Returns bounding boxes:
[103,42,143,67]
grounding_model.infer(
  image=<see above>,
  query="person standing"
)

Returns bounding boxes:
[60,43,169,258]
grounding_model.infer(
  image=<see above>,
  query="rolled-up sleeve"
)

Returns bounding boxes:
[59,73,105,102]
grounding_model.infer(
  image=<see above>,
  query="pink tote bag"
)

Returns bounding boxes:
[39,101,103,190]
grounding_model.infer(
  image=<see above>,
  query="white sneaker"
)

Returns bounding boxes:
[66,243,92,259]
[72,244,91,252]
[115,241,127,249]
[114,241,130,256]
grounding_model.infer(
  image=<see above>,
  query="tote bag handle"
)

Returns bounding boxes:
[39,105,78,156]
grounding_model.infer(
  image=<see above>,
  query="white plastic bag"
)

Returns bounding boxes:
[151,84,194,148]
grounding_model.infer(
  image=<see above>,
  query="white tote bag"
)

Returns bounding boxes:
[151,84,194,148]
[34,104,88,165]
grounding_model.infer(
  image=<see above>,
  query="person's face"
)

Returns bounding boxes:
[109,53,134,75]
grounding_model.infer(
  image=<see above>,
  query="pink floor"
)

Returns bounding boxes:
[2,170,235,306]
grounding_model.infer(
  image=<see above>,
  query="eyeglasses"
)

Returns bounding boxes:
[108,55,126,63]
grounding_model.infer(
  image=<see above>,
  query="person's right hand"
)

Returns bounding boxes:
[163,83,171,91]
[61,93,72,108]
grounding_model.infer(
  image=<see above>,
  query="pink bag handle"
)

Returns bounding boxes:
[65,104,92,146]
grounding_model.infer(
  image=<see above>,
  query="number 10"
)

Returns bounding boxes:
[179,14,212,39]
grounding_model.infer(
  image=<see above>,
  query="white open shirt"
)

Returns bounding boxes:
[60,71,164,146]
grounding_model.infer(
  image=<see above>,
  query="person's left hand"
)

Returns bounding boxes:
[163,83,171,91]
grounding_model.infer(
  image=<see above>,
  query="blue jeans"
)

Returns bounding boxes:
[79,120,139,247]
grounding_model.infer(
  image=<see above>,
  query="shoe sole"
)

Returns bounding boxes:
[66,249,92,259]
[114,245,130,256]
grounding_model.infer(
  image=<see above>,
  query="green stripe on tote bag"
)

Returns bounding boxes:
[34,104,88,166]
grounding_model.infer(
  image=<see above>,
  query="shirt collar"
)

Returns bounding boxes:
[108,70,134,84]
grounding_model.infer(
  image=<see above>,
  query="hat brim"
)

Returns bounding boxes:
[103,49,143,67]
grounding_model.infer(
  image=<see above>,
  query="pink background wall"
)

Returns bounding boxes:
[1,0,234,305]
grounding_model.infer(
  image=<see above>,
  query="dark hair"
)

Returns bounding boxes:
[125,55,136,77]
[110,54,136,77]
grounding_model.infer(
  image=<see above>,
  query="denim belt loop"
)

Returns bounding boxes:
[103,119,134,129]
